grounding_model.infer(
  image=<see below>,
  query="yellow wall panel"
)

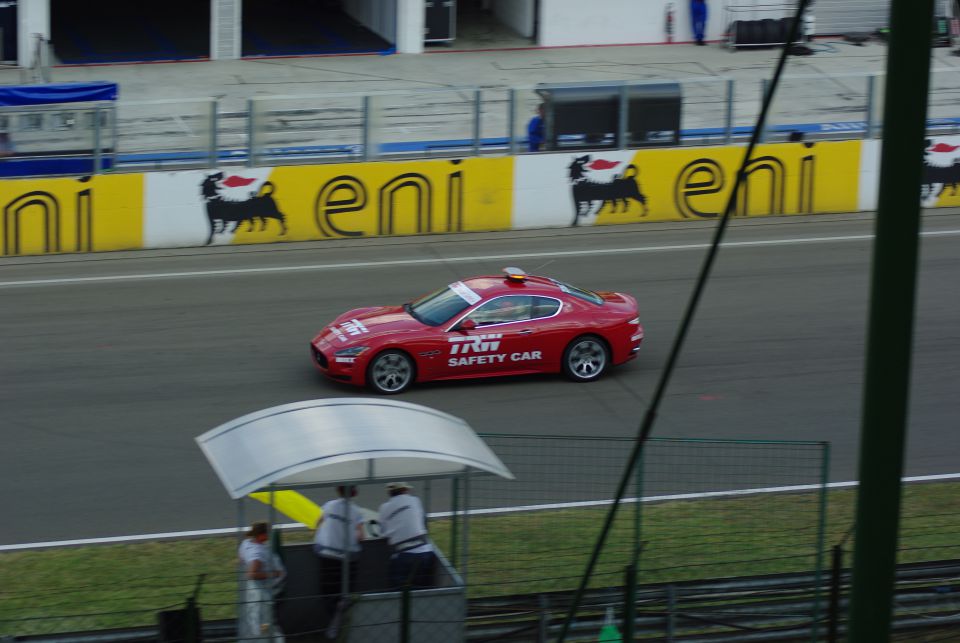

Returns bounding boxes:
[0,175,143,257]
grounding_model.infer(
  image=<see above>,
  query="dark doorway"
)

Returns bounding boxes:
[242,0,392,57]
[0,0,17,63]
[51,0,208,64]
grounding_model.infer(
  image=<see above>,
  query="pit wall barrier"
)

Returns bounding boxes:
[2,138,958,258]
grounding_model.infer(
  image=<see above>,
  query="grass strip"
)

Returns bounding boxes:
[2,482,958,636]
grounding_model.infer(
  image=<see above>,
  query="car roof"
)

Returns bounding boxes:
[460,274,564,298]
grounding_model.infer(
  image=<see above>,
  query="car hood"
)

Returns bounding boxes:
[317,305,424,345]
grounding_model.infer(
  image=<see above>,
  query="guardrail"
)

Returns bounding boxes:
[1,68,959,178]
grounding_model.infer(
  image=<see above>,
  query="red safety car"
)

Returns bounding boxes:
[310,267,643,394]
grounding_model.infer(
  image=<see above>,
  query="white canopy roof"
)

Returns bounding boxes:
[196,398,514,499]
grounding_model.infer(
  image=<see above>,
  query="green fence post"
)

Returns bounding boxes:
[848,0,932,637]
[811,441,830,641]
[400,586,411,643]
[623,564,636,642]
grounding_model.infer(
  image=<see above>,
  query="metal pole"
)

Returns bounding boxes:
[810,441,830,642]
[623,564,637,642]
[237,498,245,624]
[666,584,676,641]
[472,89,482,157]
[759,78,768,143]
[537,594,550,643]
[110,103,118,171]
[508,89,518,155]
[865,74,878,140]
[617,84,629,149]
[93,104,102,174]
[400,586,411,643]
[450,477,459,567]
[847,0,933,637]
[362,95,371,162]
[424,479,432,526]
[209,99,218,169]
[724,78,734,144]
[828,545,843,643]
[461,470,471,586]
[246,98,256,168]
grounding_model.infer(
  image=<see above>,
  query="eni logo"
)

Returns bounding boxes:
[315,161,465,238]
[3,183,93,256]
[673,151,816,218]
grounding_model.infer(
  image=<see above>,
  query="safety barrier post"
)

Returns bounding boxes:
[865,74,878,139]
[246,98,256,168]
[362,95,372,162]
[508,89,518,155]
[472,89,482,157]
[759,78,769,143]
[724,78,735,144]
[93,104,102,174]
[208,99,218,168]
[110,103,118,171]
[617,84,629,149]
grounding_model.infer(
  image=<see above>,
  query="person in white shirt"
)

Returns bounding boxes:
[378,482,436,589]
[313,486,365,623]
[237,521,286,642]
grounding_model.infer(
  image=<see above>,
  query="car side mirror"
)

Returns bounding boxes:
[457,318,477,332]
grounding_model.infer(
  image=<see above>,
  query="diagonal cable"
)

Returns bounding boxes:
[556,3,815,640]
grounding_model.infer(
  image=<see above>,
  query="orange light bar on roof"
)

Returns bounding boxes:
[503,267,527,282]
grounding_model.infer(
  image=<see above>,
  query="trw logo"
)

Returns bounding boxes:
[448,334,503,355]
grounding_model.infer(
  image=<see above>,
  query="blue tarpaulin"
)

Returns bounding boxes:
[0,81,118,107]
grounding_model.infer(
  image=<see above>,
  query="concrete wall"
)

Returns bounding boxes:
[17,0,49,68]
[342,0,399,44]
[492,0,536,39]
[538,0,722,46]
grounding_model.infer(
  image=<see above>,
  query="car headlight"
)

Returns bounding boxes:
[628,317,640,325]
[335,346,369,357]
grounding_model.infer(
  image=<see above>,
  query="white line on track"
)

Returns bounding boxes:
[4,472,959,551]
[1,229,958,289]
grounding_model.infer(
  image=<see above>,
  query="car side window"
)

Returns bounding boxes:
[467,296,533,326]
[531,296,561,320]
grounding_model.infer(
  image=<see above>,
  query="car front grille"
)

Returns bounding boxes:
[312,346,328,369]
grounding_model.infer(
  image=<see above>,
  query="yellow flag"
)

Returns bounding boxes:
[249,490,323,529]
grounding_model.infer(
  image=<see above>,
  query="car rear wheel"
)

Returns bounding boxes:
[367,350,415,394]
[562,336,609,382]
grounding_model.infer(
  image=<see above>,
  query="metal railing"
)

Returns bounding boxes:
[1,68,959,178]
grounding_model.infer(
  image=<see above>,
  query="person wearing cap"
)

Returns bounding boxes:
[313,486,365,625]
[378,482,436,589]
[237,521,286,642]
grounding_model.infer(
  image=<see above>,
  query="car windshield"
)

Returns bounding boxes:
[407,282,477,326]
[549,278,604,305]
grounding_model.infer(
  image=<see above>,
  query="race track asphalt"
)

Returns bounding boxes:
[1,211,958,544]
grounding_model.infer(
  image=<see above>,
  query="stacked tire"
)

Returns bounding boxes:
[731,17,796,47]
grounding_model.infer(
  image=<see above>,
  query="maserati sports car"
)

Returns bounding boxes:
[310,267,643,394]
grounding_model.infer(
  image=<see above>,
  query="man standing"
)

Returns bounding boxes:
[378,482,436,589]
[527,103,545,152]
[690,0,708,45]
[313,486,365,625]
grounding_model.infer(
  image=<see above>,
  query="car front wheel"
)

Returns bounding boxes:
[562,336,609,382]
[367,350,415,394]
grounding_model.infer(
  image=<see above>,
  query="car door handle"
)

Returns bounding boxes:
[517,329,534,334]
